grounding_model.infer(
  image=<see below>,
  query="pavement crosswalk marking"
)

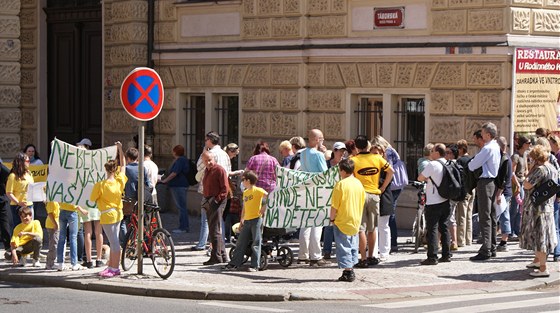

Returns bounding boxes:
[199,302,292,312]
[362,291,539,309]
[428,296,560,313]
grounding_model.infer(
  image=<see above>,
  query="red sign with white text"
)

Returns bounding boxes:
[374,7,404,28]
[515,48,560,74]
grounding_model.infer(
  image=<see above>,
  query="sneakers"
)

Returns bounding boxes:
[190,246,205,251]
[4,250,12,260]
[203,258,222,265]
[309,259,331,267]
[438,256,452,263]
[526,261,540,269]
[470,253,491,261]
[338,270,356,282]
[496,244,508,252]
[221,264,238,271]
[367,257,379,266]
[529,269,550,277]
[420,258,438,265]
[247,267,258,272]
[95,260,104,268]
[71,264,85,271]
[508,234,519,242]
[32,260,42,268]
[56,263,66,271]
[296,258,309,264]
[100,268,121,278]
[450,243,458,251]
[323,252,332,260]
[82,261,94,269]
[98,267,111,276]
[18,255,27,267]
[354,259,368,268]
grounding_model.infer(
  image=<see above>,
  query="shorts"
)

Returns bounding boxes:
[360,193,380,232]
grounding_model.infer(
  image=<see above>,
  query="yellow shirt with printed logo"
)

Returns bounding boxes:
[351,153,390,194]
[242,186,267,221]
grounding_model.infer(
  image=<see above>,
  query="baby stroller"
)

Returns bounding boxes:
[229,226,296,270]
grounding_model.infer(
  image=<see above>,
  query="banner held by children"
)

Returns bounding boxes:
[46,138,117,208]
[265,166,340,228]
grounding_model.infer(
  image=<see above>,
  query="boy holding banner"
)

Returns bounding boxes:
[330,158,365,282]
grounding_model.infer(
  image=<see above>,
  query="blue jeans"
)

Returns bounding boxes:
[195,207,209,249]
[57,210,79,266]
[509,187,523,236]
[169,187,189,231]
[333,225,358,269]
[230,217,262,268]
[322,225,334,254]
[389,189,403,247]
[554,200,560,257]
[11,204,34,229]
[498,196,512,235]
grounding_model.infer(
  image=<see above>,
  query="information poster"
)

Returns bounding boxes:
[513,47,560,132]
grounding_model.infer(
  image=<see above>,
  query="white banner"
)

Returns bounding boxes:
[46,138,117,208]
[264,166,340,228]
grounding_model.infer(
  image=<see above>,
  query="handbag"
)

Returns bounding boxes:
[390,159,409,190]
[379,169,395,216]
[530,166,560,206]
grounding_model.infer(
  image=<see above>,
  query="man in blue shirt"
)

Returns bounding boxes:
[468,122,501,261]
[298,129,330,267]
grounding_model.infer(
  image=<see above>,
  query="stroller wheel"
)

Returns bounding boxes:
[229,246,249,265]
[259,250,268,271]
[277,246,293,267]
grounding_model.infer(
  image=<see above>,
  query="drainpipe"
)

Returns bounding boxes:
[146,0,155,147]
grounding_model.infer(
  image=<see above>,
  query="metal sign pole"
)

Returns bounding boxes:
[137,124,145,274]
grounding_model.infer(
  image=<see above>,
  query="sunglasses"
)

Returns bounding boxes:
[20,212,32,217]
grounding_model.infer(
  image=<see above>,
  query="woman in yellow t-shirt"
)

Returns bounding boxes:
[6,152,34,228]
[90,141,126,278]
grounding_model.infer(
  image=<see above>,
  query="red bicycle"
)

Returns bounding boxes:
[120,198,176,279]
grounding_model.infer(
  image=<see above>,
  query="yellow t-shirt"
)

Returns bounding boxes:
[60,202,78,212]
[11,220,43,247]
[45,202,60,229]
[6,172,34,206]
[90,171,127,225]
[351,153,390,194]
[242,186,268,221]
[332,176,366,236]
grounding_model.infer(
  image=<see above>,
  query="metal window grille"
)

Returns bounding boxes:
[394,98,425,181]
[215,95,239,170]
[354,97,383,138]
[184,95,205,160]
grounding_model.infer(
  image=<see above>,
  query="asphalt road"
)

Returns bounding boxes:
[1,282,558,313]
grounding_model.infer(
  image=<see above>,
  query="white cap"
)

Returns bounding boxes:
[333,142,346,150]
[76,138,92,147]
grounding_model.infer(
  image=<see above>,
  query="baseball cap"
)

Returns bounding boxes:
[333,142,346,151]
[76,138,92,147]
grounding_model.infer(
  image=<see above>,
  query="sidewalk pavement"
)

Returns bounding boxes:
[0,212,558,302]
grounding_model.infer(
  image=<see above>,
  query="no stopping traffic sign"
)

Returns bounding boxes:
[120,67,164,121]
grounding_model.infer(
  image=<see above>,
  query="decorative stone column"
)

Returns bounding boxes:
[0,0,22,159]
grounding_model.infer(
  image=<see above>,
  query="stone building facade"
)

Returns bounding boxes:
[0,0,558,220]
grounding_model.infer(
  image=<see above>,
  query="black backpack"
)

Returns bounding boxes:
[186,159,198,186]
[430,160,466,201]
[289,152,301,170]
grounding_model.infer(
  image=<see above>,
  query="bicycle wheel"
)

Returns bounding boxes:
[121,229,138,271]
[151,228,175,279]
[276,246,293,267]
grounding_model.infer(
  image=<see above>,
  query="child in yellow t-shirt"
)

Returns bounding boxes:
[222,170,268,272]
[10,206,43,267]
[45,201,60,270]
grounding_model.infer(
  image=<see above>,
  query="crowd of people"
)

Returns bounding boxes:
[1,124,559,282]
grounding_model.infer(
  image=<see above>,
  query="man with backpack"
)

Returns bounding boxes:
[468,123,501,261]
[418,143,452,265]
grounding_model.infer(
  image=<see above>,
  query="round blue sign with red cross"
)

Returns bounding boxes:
[120,67,164,121]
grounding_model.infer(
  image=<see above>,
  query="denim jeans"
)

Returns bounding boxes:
[57,210,79,265]
[195,205,209,249]
[322,225,334,254]
[498,196,512,235]
[230,217,262,268]
[554,200,560,257]
[169,187,189,231]
[509,187,524,236]
[333,225,359,269]
[389,189,403,247]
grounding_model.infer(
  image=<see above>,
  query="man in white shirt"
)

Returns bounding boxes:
[468,123,501,261]
[418,143,452,265]
[143,145,159,205]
